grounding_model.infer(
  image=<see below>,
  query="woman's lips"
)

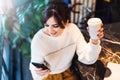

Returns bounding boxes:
[50,32,56,35]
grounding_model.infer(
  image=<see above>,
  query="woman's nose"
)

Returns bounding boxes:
[48,26,54,32]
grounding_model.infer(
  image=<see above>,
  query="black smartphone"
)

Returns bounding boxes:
[32,62,49,70]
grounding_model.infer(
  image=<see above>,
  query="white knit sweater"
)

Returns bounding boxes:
[29,23,101,80]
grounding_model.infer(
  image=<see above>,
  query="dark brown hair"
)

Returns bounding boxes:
[42,1,70,28]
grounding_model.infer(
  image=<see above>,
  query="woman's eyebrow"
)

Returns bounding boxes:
[45,23,58,25]
[52,24,59,26]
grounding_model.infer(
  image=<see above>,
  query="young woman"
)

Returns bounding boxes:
[29,1,104,80]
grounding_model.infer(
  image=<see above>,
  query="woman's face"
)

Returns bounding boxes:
[44,16,64,37]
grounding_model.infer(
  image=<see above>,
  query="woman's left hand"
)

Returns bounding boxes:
[87,26,104,45]
[97,26,104,39]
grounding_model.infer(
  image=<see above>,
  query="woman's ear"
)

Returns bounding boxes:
[67,20,70,23]
[62,20,69,27]
[61,21,66,26]
[65,20,69,26]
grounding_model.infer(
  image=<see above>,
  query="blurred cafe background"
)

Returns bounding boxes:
[0,0,120,80]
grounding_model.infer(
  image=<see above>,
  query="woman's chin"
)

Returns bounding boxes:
[50,34,57,37]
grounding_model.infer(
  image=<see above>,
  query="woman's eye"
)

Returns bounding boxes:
[44,24,49,27]
[44,24,60,28]
[53,25,59,28]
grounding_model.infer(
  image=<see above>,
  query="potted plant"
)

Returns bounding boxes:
[6,0,53,57]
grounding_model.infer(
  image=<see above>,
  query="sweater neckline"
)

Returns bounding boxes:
[41,27,67,39]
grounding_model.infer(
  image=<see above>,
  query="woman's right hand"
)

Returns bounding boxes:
[35,68,51,76]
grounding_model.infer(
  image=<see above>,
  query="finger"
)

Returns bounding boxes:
[97,32,104,38]
[36,69,48,73]
[35,68,43,71]
[98,27,104,32]
[36,69,50,76]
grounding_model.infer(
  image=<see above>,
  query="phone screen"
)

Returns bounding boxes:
[32,62,48,70]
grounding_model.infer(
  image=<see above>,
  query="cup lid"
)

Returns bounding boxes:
[87,18,102,24]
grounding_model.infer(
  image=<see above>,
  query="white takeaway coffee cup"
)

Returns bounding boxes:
[87,18,103,39]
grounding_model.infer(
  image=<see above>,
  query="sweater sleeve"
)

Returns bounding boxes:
[29,63,48,80]
[29,34,46,80]
[74,25,101,64]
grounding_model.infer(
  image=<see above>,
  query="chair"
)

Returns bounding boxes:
[70,0,96,27]
[70,1,106,80]
[70,0,96,42]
